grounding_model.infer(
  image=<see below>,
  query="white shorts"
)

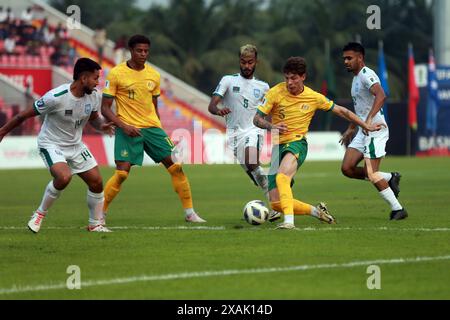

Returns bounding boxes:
[226,129,263,165]
[348,128,389,159]
[38,143,98,174]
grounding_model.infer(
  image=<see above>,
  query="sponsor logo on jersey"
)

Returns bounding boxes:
[65,110,73,116]
[232,86,240,93]
[253,88,261,99]
[84,104,92,115]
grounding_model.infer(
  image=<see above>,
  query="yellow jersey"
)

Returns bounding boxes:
[103,62,161,128]
[257,83,334,144]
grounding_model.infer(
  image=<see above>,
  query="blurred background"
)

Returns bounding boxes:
[0,0,448,168]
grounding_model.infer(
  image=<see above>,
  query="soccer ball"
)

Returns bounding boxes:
[243,200,269,225]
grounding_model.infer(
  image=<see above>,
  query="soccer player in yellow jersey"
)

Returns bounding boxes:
[254,57,384,229]
[101,34,206,223]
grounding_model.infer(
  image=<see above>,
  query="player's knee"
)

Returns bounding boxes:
[341,164,353,178]
[90,177,103,193]
[56,174,72,188]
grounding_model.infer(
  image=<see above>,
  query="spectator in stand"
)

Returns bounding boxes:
[4,32,17,55]
[21,7,34,26]
[0,7,7,23]
[0,21,8,40]
[5,7,14,24]
[93,26,106,65]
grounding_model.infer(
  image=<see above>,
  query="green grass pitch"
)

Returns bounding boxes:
[0,157,449,299]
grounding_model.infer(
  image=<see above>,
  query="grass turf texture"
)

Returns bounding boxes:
[0,157,449,299]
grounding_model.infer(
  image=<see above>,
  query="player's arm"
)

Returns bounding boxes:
[88,111,114,136]
[365,83,387,127]
[208,95,231,117]
[332,105,385,133]
[253,112,288,133]
[153,96,160,120]
[101,96,141,137]
[0,107,37,143]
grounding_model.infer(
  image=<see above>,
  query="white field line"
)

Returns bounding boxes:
[0,226,450,232]
[0,255,449,295]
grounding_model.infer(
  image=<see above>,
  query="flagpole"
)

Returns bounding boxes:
[406,43,412,156]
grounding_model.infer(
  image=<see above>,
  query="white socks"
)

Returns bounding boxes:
[37,180,62,214]
[87,190,104,225]
[250,166,270,198]
[379,188,402,211]
[379,172,392,182]
[185,208,195,216]
[310,206,320,218]
[284,214,294,224]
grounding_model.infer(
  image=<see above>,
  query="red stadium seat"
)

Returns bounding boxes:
[0,55,7,65]
[9,55,17,65]
[17,55,26,66]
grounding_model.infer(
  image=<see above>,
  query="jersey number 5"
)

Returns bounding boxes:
[243,98,249,109]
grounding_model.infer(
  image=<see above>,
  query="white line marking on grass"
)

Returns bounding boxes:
[1,255,449,295]
[109,226,226,231]
[0,226,226,231]
[295,227,450,232]
[1,226,450,232]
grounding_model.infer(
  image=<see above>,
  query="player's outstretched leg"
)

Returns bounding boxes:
[28,180,63,233]
[28,163,71,233]
[103,169,129,215]
[166,162,206,223]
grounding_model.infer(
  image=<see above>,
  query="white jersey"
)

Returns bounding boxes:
[33,83,100,147]
[213,73,269,137]
[351,66,386,127]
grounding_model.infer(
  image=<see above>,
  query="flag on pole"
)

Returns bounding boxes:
[426,48,439,135]
[408,44,420,130]
[378,41,390,123]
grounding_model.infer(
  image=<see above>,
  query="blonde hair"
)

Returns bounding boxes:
[239,44,258,58]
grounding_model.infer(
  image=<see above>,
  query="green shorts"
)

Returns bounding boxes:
[268,139,308,191]
[114,127,175,165]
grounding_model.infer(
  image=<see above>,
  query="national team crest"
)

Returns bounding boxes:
[84,104,92,115]
[36,98,45,108]
[253,89,261,99]
[148,81,156,90]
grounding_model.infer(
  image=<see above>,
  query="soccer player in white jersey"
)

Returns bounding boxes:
[0,58,115,232]
[208,44,280,221]
[340,42,407,220]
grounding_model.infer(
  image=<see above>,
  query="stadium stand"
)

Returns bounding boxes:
[0,4,225,138]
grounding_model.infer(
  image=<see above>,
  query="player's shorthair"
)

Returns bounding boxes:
[73,58,101,80]
[343,42,365,57]
[283,57,307,76]
[239,44,258,59]
[128,34,151,49]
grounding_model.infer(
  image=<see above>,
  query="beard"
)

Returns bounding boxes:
[83,87,95,95]
[240,66,255,78]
